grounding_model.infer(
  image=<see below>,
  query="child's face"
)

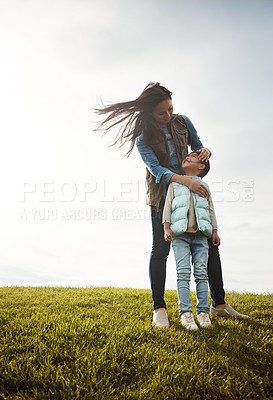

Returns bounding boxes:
[182,152,201,168]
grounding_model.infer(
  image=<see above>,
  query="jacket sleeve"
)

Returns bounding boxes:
[207,188,218,230]
[136,134,175,184]
[182,115,211,155]
[162,184,174,224]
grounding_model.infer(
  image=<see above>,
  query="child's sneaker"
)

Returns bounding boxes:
[181,312,199,330]
[197,312,212,327]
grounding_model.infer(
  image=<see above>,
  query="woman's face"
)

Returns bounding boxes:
[152,99,173,125]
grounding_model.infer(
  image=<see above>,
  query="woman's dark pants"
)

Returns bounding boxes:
[150,205,225,310]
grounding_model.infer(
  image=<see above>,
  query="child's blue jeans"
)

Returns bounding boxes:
[172,232,209,315]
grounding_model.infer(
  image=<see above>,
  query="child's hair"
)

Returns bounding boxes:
[199,159,210,178]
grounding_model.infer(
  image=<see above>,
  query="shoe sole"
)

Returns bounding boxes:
[210,311,250,319]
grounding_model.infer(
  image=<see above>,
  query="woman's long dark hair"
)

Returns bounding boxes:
[94,82,172,156]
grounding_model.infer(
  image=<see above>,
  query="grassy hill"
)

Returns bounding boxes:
[0,287,272,399]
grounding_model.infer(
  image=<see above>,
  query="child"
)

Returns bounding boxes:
[163,152,220,330]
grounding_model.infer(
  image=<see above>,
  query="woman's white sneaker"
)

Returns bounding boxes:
[210,304,250,319]
[197,312,212,327]
[181,312,199,330]
[152,309,170,328]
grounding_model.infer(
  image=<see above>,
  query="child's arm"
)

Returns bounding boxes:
[208,189,221,246]
[164,222,173,242]
[162,184,174,242]
[212,229,221,246]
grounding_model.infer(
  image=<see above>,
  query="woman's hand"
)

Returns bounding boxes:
[212,230,221,246]
[171,175,208,197]
[188,179,209,197]
[196,148,210,162]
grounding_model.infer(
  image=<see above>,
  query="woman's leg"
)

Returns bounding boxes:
[207,238,225,307]
[208,238,250,318]
[150,205,170,310]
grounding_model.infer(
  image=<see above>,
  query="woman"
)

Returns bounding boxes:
[95,82,249,327]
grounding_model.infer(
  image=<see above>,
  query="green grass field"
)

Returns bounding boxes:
[0,287,272,400]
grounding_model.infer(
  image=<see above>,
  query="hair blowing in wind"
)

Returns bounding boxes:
[94,82,172,156]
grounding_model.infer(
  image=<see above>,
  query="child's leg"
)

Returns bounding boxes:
[192,234,209,314]
[172,234,192,315]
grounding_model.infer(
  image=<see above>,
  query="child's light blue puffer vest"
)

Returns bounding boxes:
[170,177,212,238]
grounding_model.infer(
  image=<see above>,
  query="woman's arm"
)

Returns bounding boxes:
[136,135,209,197]
[183,115,211,162]
[136,134,175,184]
[136,132,208,197]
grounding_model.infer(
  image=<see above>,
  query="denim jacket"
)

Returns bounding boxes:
[136,114,207,208]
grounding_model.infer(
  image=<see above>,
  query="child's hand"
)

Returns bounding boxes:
[212,230,221,246]
[164,228,173,242]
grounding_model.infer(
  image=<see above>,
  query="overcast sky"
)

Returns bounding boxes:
[0,0,272,294]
